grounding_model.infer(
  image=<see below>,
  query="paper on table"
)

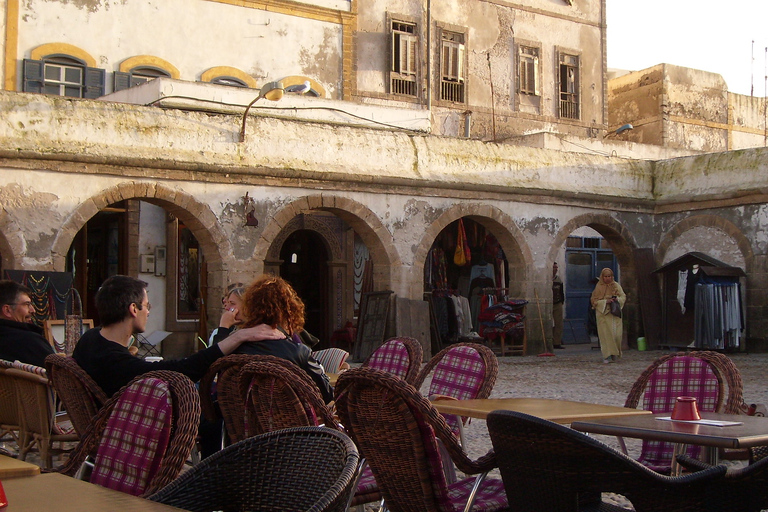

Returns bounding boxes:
[656,417,743,427]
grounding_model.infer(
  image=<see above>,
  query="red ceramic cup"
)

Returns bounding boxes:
[671,396,701,421]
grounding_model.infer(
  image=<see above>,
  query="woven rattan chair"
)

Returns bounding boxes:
[237,356,340,437]
[623,351,741,472]
[335,367,508,512]
[199,353,258,445]
[44,354,108,439]
[487,410,727,512]
[7,366,78,469]
[0,363,21,446]
[148,426,359,512]
[362,336,423,384]
[312,347,351,373]
[414,342,498,444]
[59,370,200,497]
[677,453,768,512]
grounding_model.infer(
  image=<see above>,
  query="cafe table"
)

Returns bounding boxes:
[0,473,186,511]
[0,454,40,479]
[431,397,652,424]
[571,412,768,475]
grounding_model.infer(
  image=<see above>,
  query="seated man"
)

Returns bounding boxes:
[0,280,54,367]
[73,275,281,397]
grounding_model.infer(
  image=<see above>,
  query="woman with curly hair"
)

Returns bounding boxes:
[234,275,333,402]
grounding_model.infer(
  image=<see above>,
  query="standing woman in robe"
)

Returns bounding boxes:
[590,268,626,363]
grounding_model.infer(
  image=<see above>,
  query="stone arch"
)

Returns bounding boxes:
[413,204,534,297]
[50,182,233,274]
[255,195,399,291]
[657,214,754,272]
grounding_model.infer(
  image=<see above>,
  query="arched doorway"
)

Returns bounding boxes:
[279,229,329,346]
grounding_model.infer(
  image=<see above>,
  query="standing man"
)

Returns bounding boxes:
[552,263,565,349]
[0,280,54,366]
[73,275,282,396]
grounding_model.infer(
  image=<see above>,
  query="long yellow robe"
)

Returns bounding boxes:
[590,281,626,359]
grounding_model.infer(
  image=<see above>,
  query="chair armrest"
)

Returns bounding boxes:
[676,454,715,472]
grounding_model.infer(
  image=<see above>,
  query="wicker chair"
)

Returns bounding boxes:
[7,366,78,469]
[335,367,508,512]
[312,347,351,373]
[237,356,340,437]
[362,336,423,384]
[414,342,498,444]
[44,354,108,439]
[487,410,727,512]
[58,370,200,497]
[199,353,259,445]
[0,363,21,446]
[677,453,768,512]
[148,426,360,512]
[623,351,742,472]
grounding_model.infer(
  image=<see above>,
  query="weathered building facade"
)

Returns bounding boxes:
[0,0,766,356]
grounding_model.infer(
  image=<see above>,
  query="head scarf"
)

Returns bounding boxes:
[591,268,621,305]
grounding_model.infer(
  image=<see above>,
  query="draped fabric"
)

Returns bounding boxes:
[694,279,743,350]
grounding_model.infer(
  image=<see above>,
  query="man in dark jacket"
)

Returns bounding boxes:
[0,280,54,366]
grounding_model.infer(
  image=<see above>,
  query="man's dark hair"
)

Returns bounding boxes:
[95,275,148,327]
[0,280,32,307]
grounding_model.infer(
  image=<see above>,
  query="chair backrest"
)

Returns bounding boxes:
[237,356,339,437]
[361,336,423,384]
[624,351,725,471]
[414,342,498,433]
[0,365,21,442]
[311,347,350,374]
[335,367,476,512]
[148,426,360,512]
[199,354,258,444]
[487,410,726,512]
[6,367,56,442]
[59,370,200,497]
[44,354,108,438]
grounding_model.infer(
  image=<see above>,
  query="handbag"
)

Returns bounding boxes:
[609,299,622,318]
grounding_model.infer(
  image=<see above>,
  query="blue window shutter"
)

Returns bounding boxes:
[114,71,131,92]
[22,59,44,93]
[83,67,105,98]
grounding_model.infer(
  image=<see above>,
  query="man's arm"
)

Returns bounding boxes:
[216,324,283,355]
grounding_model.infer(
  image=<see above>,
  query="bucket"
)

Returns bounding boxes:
[637,337,647,351]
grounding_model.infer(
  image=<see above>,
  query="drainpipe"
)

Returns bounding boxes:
[464,111,472,138]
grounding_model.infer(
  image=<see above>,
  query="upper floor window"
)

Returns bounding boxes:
[559,53,579,119]
[440,30,465,103]
[210,76,248,88]
[390,20,418,97]
[114,66,171,92]
[23,56,105,98]
[518,46,540,96]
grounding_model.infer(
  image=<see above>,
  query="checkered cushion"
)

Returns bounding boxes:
[91,377,172,495]
[428,346,486,433]
[311,348,349,374]
[445,476,507,512]
[355,465,378,495]
[638,356,720,471]
[366,340,411,379]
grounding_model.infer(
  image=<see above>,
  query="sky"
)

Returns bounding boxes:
[606,0,768,97]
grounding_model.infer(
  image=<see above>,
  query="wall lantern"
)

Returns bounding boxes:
[239,80,285,142]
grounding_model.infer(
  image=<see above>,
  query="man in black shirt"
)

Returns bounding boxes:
[73,275,281,396]
[0,280,54,366]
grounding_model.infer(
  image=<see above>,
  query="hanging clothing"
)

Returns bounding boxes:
[677,270,688,315]
[694,279,742,350]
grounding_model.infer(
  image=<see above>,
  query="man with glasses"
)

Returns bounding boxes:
[73,275,283,397]
[0,280,54,366]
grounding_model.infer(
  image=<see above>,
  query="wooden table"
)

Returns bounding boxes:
[0,473,185,511]
[432,397,652,423]
[0,454,40,479]
[571,412,768,475]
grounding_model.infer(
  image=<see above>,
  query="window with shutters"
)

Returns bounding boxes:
[23,56,105,98]
[210,76,248,88]
[518,46,540,96]
[440,30,465,103]
[558,52,580,119]
[390,20,418,97]
[114,67,171,92]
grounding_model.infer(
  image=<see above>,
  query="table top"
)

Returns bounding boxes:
[431,397,652,423]
[1,473,185,511]
[571,412,768,449]
[0,454,40,479]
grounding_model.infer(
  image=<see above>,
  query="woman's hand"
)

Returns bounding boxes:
[219,307,238,328]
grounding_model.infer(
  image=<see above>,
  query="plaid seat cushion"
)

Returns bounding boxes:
[311,348,350,374]
[429,347,486,433]
[639,356,720,470]
[367,341,411,379]
[91,377,172,495]
[355,464,378,495]
[445,476,507,512]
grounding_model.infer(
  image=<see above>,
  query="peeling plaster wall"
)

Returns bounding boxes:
[14,0,344,97]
